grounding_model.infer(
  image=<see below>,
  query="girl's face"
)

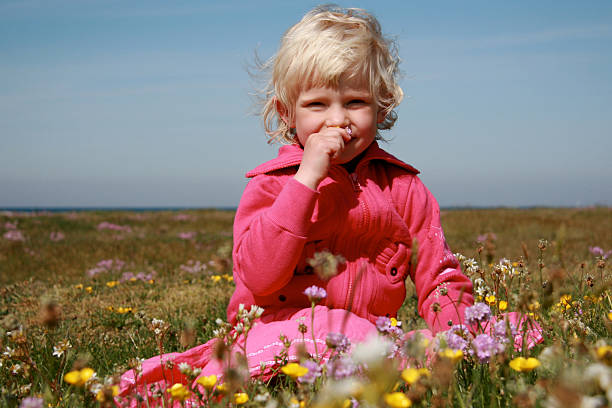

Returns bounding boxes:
[291,82,385,164]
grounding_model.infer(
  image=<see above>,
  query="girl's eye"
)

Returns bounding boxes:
[308,102,324,107]
[348,99,366,105]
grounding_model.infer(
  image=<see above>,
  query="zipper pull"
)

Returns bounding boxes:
[350,173,361,192]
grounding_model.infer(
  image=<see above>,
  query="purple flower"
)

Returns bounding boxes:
[464,303,492,326]
[297,359,322,384]
[444,324,472,352]
[590,246,604,256]
[304,286,327,303]
[20,397,43,408]
[326,356,356,380]
[4,221,18,230]
[477,233,497,243]
[3,230,25,241]
[97,222,131,232]
[178,231,196,240]
[375,316,403,336]
[326,332,351,354]
[471,334,500,363]
[50,231,65,242]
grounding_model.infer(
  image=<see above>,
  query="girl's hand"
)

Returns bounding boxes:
[294,126,352,190]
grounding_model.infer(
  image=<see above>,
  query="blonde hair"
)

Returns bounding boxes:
[259,5,403,144]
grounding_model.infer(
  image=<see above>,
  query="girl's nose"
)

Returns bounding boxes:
[325,106,349,128]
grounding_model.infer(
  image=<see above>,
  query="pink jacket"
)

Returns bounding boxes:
[228,142,474,333]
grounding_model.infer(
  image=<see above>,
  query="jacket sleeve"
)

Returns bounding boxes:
[402,176,474,334]
[232,175,319,296]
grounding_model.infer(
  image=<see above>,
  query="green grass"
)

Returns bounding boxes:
[1,207,611,407]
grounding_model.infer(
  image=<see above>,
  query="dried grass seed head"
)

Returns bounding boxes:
[260,5,403,143]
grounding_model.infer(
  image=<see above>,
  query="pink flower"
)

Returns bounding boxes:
[97,222,132,232]
[3,230,25,241]
[4,221,18,230]
[178,231,196,240]
[304,285,327,303]
[174,214,194,221]
[50,231,65,242]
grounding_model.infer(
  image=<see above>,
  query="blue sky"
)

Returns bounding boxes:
[1,0,611,208]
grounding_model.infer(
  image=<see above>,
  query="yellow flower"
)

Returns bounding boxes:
[223,274,234,282]
[281,362,309,379]
[106,306,114,312]
[607,312,612,322]
[390,317,399,327]
[216,383,228,393]
[106,280,119,288]
[499,300,508,311]
[342,399,352,408]
[168,383,191,401]
[211,275,222,283]
[96,385,119,402]
[485,295,496,305]
[196,374,217,390]
[148,279,155,284]
[528,301,540,311]
[509,357,540,372]
[597,345,612,365]
[233,392,249,405]
[512,262,518,267]
[74,283,83,290]
[64,368,95,386]
[117,307,132,314]
[291,397,306,408]
[384,392,412,408]
[401,367,430,385]
[85,286,93,294]
[439,348,463,364]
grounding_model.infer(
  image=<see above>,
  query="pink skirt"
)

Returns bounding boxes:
[117,306,389,407]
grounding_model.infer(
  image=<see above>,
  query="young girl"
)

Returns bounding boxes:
[120,5,536,405]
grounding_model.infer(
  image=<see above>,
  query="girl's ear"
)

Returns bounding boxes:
[275,97,293,127]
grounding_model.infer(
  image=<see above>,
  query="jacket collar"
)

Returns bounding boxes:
[246,141,419,178]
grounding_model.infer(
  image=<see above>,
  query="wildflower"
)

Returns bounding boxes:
[97,222,131,232]
[471,334,500,363]
[384,392,412,408]
[401,367,430,385]
[445,325,471,352]
[49,231,65,241]
[351,334,392,366]
[64,367,95,386]
[216,383,228,393]
[439,348,464,364]
[509,357,541,372]
[290,397,305,408]
[3,230,25,241]
[233,392,249,404]
[117,307,133,314]
[19,397,43,408]
[298,360,322,384]
[597,345,612,366]
[53,340,71,358]
[326,332,351,354]
[211,275,222,283]
[168,383,190,401]
[196,374,217,390]
[304,285,327,303]
[485,295,496,305]
[178,231,196,240]
[74,283,83,290]
[106,281,119,288]
[327,356,357,380]
[222,274,233,282]
[464,303,492,326]
[96,385,119,402]
[499,300,508,311]
[281,362,309,379]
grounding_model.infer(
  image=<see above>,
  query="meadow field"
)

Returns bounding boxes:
[1,207,611,407]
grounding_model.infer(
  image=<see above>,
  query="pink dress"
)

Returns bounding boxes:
[118,142,476,405]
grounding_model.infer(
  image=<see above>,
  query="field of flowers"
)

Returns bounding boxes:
[1,207,611,407]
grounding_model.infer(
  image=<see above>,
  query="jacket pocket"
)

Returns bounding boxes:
[375,239,411,284]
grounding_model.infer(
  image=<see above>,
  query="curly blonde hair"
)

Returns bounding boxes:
[259,5,403,144]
